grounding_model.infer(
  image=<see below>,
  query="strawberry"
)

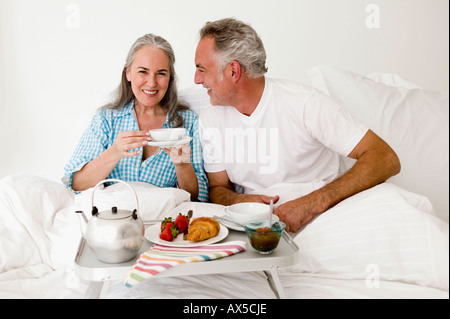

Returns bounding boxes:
[174,213,190,233]
[160,217,174,232]
[159,226,179,241]
[159,227,173,241]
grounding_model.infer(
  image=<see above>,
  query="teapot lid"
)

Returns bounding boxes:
[93,206,136,220]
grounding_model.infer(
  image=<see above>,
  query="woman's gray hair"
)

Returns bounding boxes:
[199,18,268,78]
[104,33,187,127]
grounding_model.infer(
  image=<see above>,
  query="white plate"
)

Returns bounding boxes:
[147,137,192,148]
[220,213,279,232]
[145,222,229,247]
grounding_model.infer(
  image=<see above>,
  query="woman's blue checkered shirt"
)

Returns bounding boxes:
[63,101,209,202]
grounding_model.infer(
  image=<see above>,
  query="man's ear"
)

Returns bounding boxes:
[229,60,242,82]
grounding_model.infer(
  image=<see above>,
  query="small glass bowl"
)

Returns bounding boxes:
[243,220,286,254]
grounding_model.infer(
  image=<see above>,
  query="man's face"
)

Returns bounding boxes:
[194,37,235,106]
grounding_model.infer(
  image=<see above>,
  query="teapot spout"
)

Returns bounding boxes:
[75,210,88,237]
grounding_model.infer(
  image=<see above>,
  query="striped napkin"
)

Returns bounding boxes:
[124,241,246,287]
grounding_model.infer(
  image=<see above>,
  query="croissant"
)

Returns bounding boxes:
[186,217,220,242]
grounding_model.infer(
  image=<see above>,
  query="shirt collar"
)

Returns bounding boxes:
[113,100,135,118]
[114,100,174,127]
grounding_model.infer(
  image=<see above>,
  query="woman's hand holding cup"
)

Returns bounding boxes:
[112,130,150,159]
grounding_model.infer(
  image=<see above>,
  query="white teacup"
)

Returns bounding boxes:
[149,128,186,142]
[224,203,270,225]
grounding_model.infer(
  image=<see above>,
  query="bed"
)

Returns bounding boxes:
[0,65,448,299]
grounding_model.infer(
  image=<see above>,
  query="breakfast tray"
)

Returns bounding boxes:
[74,221,299,298]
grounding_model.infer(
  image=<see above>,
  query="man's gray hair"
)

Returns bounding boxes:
[199,18,268,78]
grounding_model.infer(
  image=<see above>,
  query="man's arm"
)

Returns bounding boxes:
[208,170,278,206]
[275,129,401,232]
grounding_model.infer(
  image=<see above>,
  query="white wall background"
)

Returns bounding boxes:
[0,0,448,182]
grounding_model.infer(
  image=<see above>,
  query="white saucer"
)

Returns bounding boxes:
[147,137,192,148]
[220,213,280,232]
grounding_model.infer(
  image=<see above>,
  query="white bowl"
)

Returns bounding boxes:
[225,203,270,225]
[149,128,186,142]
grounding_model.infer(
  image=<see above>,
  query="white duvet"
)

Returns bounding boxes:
[0,174,448,299]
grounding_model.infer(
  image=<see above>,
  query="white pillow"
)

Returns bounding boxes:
[179,85,211,115]
[366,72,422,90]
[307,65,449,223]
[289,183,449,292]
[74,181,191,222]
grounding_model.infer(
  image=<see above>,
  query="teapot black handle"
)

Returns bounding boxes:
[91,179,140,217]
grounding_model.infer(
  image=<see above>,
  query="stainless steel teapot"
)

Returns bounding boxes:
[76,179,144,264]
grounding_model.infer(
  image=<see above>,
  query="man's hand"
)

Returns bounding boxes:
[274,197,317,233]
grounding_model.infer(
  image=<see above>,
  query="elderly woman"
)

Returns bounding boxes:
[63,34,208,202]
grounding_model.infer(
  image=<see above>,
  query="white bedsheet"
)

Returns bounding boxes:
[278,273,449,299]
[0,175,448,299]
[279,183,449,299]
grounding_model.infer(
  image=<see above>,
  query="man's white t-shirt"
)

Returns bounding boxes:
[199,77,368,194]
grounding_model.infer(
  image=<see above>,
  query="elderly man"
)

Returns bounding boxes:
[195,18,400,232]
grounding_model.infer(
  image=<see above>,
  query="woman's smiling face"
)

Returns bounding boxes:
[126,45,171,109]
